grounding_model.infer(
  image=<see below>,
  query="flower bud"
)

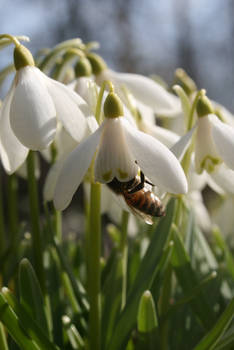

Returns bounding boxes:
[75,57,92,77]
[196,95,214,118]
[14,44,35,70]
[104,92,124,119]
[137,290,158,333]
[86,53,107,75]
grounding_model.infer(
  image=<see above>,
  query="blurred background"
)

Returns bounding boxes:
[1,0,234,111]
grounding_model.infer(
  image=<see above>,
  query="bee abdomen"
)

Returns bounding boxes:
[126,190,165,217]
[146,191,165,217]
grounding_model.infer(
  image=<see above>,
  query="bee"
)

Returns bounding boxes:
[107,171,165,224]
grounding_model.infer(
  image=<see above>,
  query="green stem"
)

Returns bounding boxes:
[0,172,6,258]
[7,175,18,251]
[88,182,101,350]
[0,34,20,47]
[120,210,129,310]
[53,206,62,243]
[26,151,45,294]
[159,266,172,350]
[187,89,204,131]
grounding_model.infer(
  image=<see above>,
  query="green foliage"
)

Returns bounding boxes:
[0,197,234,350]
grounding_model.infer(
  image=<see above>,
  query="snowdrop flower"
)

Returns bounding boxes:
[53,90,188,211]
[173,95,234,175]
[87,53,182,118]
[0,42,89,174]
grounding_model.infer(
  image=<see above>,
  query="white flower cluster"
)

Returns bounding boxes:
[1,37,234,229]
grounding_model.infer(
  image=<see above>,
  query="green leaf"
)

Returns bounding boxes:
[19,258,50,336]
[171,226,216,330]
[101,252,122,348]
[0,293,40,350]
[107,199,175,350]
[62,315,84,349]
[193,297,234,350]
[213,227,234,280]
[0,322,9,350]
[1,288,58,350]
[137,290,158,333]
[215,326,234,350]
[52,237,89,314]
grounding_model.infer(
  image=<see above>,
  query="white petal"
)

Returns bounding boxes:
[140,120,180,148]
[0,82,28,174]
[206,173,225,195]
[170,126,196,161]
[44,159,65,201]
[187,191,211,232]
[94,118,138,183]
[44,73,90,142]
[10,66,57,150]
[212,100,234,127]
[107,69,182,117]
[73,77,95,104]
[210,164,234,194]
[195,115,220,173]
[187,155,207,192]
[211,115,234,170]
[123,119,188,194]
[53,126,103,210]
[136,100,156,125]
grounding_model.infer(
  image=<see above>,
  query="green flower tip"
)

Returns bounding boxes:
[137,290,158,333]
[175,68,197,95]
[14,44,35,70]
[196,95,214,118]
[86,52,107,75]
[75,57,92,77]
[104,92,124,119]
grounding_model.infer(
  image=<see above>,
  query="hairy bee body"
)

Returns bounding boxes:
[107,173,165,223]
[124,187,165,217]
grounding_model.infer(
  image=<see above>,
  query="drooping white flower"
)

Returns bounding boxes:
[0,44,90,174]
[96,68,182,118]
[172,113,234,175]
[87,53,181,118]
[43,116,98,202]
[53,92,188,211]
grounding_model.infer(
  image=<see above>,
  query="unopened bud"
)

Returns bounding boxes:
[75,57,92,77]
[104,92,124,119]
[86,53,107,75]
[14,44,35,70]
[196,95,214,118]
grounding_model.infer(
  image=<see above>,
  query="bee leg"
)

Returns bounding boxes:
[128,171,145,194]
[145,179,154,186]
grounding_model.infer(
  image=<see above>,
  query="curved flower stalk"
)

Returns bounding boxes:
[53,90,188,211]
[0,41,90,174]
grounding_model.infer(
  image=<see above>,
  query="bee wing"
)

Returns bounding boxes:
[124,201,154,225]
[105,186,132,214]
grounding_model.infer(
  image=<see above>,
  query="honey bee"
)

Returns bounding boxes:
[107,171,165,224]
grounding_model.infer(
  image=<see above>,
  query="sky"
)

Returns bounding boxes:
[1,0,234,112]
